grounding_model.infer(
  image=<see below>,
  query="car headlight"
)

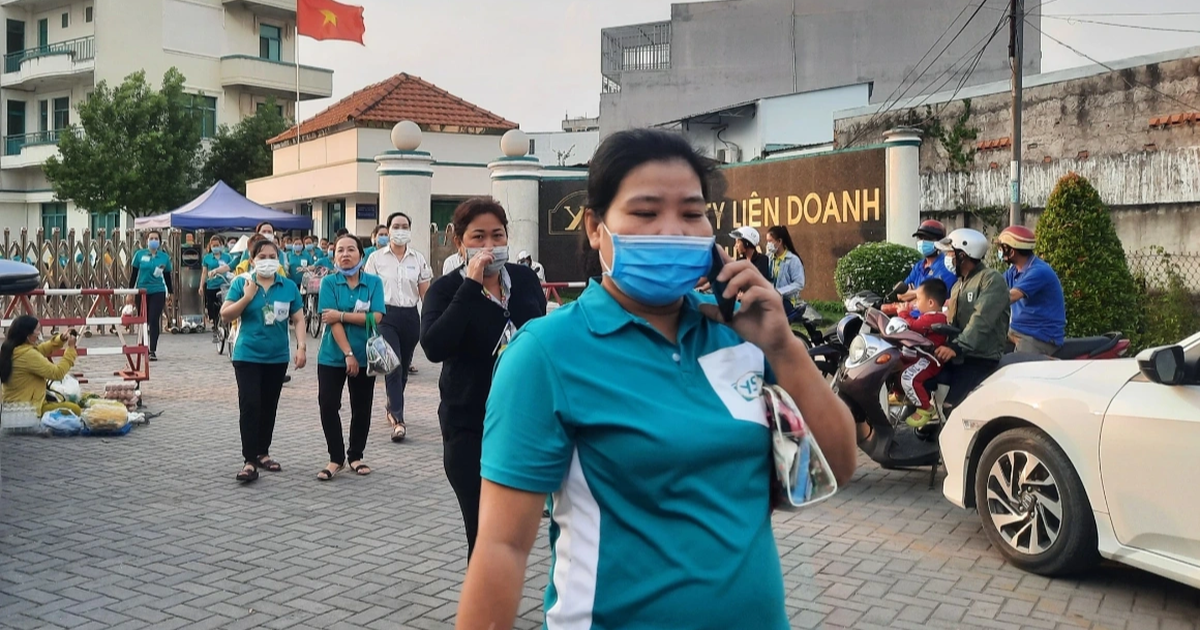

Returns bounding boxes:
[848,336,868,364]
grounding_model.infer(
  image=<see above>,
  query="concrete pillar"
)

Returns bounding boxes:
[489,129,542,261]
[375,121,434,260]
[883,127,923,246]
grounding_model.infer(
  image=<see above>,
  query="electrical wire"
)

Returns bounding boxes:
[1036,15,1200,34]
[844,0,990,147]
[1028,18,1200,113]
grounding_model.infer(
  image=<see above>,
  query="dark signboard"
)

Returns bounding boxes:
[356,204,379,221]
[537,148,887,300]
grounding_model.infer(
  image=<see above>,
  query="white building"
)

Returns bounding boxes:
[655,83,871,163]
[0,0,333,235]
[528,115,599,167]
[247,72,518,238]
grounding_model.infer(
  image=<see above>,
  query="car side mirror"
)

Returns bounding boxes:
[1135,345,1186,386]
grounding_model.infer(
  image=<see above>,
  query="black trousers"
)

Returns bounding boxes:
[380,306,420,421]
[203,288,222,324]
[943,357,1001,408]
[317,364,376,465]
[443,427,483,560]
[145,292,167,352]
[233,361,288,464]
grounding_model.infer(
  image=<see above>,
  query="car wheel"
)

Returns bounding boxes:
[975,428,1099,576]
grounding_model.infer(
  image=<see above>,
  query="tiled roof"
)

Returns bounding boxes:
[268,73,517,144]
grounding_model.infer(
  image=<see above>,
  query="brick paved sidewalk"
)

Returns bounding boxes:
[1,333,1198,629]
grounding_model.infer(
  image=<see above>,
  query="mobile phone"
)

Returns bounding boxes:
[708,245,736,323]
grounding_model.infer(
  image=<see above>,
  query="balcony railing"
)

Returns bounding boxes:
[4,36,95,74]
[4,128,71,156]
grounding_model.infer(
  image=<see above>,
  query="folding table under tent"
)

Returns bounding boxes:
[133,181,312,231]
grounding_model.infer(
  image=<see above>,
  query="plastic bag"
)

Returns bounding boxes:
[82,404,130,431]
[364,317,400,377]
[41,409,83,436]
[763,384,838,510]
[49,375,82,403]
[1,402,42,434]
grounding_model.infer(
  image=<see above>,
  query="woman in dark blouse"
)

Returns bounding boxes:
[420,197,547,560]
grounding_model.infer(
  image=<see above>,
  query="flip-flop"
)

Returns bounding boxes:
[349,463,372,476]
[257,456,282,472]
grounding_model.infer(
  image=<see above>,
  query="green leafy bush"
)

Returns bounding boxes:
[834,242,922,299]
[1037,173,1140,338]
[1131,248,1200,351]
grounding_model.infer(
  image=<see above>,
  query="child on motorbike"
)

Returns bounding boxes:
[895,278,949,428]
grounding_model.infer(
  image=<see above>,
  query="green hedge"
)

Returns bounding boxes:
[834,242,922,299]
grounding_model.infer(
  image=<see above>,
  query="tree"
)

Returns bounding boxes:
[1037,172,1140,338]
[200,98,292,195]
[45,68,202,218]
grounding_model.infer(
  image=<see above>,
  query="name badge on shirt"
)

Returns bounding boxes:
[272,301,290,323]
[698,342,769,426]
[141,255,150,265]
[153,266,165,279]
[262,305,276,325]
[354,299,369,313]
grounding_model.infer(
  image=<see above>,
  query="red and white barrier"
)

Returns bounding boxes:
[542,282,588,306]
[1,289,150,383]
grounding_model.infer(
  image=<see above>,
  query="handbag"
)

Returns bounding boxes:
[763,384,839,510]
[364,316,401,377]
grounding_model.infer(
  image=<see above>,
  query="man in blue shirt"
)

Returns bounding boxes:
[896,220,957,307]
[997,226,1066,355]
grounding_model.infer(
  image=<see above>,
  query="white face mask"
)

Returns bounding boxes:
[766,242,778,256]
[254,259,281,278]
[944,251,958,275]
[390,229,412,246]
[262,233,275,242]
[466,246,509,276]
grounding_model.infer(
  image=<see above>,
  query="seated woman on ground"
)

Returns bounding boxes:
[1,315,83,416]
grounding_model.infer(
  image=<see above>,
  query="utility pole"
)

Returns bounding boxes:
[1009,0,1025,227]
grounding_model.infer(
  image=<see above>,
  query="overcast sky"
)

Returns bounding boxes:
[298,0,1200,131]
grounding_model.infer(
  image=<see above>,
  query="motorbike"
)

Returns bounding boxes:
[805,292,881,381]
[834,306,1131,483]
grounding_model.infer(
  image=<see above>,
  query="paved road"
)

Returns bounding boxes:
[1,333,1198,630]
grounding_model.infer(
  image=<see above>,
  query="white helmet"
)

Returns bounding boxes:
[937,228,989,260]
[885,317,909,336]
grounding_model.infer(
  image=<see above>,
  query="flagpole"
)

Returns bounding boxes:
[294,22,302,174]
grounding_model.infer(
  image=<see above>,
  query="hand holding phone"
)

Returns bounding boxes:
[708,245,736,323]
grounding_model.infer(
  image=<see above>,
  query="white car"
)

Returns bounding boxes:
[940,331,1200,589]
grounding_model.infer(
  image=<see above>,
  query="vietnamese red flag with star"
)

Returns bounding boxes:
[298,0,366,44]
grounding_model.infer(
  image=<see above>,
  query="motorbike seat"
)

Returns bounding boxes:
[1055,335,1118,359]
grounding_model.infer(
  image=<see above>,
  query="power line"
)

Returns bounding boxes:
[1037,15,1200,34]
[1028,19,1200,113]
[845,1,990,147]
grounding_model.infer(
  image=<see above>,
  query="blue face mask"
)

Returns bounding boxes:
[917,240,937,257]
[376,236,389,247]
[602,225,714,307]
[339,261,364,277]
[148,239,160,250]
[304,243,315,252]
[292,243,303,253]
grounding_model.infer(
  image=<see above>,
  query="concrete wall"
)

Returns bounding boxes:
[835,50,1200,169]
[601,0,1039,135]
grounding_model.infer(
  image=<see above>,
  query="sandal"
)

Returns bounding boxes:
[316,463,344,481]
[236,463,259,483]
[257,456,282,472]
[387,413,407,443]
[349,462,372,476]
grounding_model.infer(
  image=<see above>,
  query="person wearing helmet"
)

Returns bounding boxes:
[997,226,1065,355]
[516,250,545,282]
[934,228,1011,407]
[730,226,772,280]
[895,220,956,303]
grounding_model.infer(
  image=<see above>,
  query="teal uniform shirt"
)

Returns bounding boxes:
[483,281,788,630]
[203,252,233,290]
[131,249,172,294]
[225,274,303,364]
[316,271,385,368]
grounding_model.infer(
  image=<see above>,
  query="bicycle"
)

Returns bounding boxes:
[302,268,330,340]
[215,283,233,356]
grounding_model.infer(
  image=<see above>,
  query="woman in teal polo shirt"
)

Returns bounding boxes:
[456,130,858,629]
[129,230,173,361]
[315,234,385,481]
[201,235,233,335]
[220,239,306,482]
[363,224,388,259]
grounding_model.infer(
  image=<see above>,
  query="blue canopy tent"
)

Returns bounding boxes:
[133,181,312,231]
